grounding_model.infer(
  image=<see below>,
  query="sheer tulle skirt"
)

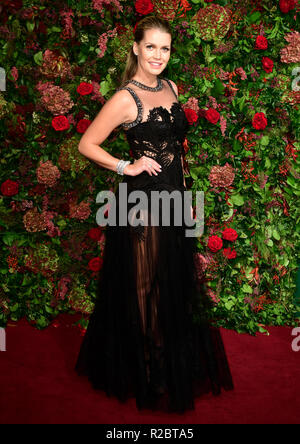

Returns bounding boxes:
[75,184,234,413]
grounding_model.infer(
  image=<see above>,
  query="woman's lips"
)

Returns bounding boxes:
[149,62,162,68]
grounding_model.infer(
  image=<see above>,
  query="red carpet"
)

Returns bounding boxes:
[0,314,299,424]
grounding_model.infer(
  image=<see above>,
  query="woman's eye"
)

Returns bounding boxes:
[146,46,169,51]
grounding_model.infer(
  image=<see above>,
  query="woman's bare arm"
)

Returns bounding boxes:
[78,89,135,176]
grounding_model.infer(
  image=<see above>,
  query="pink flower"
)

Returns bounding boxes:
[36,160,61,188]
[11,66,18,81]
[209,163,235,188]
[69,201,91,221]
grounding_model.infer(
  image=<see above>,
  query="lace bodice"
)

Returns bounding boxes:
[116,78,189,185]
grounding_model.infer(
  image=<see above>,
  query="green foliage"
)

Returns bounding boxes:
[0,0,299,333]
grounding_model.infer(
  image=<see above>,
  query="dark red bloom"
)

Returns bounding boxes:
[222,228,238,242]
[255,35,268,50]
[279,0,297,13]
[252,112,268,130]
[135,0,154,15]
[52,116,70,131]
[208,235,223,252]
[87,227,103,241]
[223,247,237,259]
[184,108,198,125]
[262,57,274,73]
[1,179,19,196]
[205,108,220,125]
[88,257,103,272]
[76,119,91,134]
[77,82,93,96]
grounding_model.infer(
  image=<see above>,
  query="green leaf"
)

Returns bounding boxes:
[48,26,61,33]
[230,194,245,206]
[225,301,235,310]
[78,53,88,64]
[211,79,225,97]
[36,316,48,328]
[287,176,297,189]
[272,229,280,240]
[45,305,53,314]
[233,139,241,152]
[33,51,43,66]
[265,157,271,169]
[260,136,270,146]
[239,96,246,111]
[242,284,253,294]
[100,80,111,96]
[26,21,35,32]
[190,167,202,180]
[248,12,261,24]
[2,233,18,246]
[10,303,19,312]
[258,326,269,334]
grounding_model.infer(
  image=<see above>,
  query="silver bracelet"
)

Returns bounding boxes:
[116,160,131,175]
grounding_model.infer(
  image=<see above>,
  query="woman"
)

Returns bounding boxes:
[75,15,234,413]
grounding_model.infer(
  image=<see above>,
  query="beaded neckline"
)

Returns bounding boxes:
[126,77,163,92]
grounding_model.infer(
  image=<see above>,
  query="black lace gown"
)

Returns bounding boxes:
[75,77,234,413]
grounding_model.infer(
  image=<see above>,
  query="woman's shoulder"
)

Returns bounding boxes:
[163,78,178,98]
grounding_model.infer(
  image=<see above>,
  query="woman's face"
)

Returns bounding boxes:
[133,28,172,76]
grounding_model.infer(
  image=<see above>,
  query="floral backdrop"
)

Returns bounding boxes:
[0,0,299,334]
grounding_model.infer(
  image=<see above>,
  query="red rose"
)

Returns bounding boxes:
[205,108,220,125]
[88,257,103,272]
[280,0,291,12]
[279,0,296,13]
[77,82,93,96]
[222,228,238,242]
[223,247,237,259]
[135,0,154,15]
[1,0,23,10]
[52,115,70,131]
[76,119,91,134]
[255,35,268,50]
[1,179,19,196]
[184,108,198,125]
[262,57,274,73]
[252,112,268,130]
[208,235,223,252]
[87,227,102,241]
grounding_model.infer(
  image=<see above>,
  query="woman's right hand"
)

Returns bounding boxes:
[124,156,162,177]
